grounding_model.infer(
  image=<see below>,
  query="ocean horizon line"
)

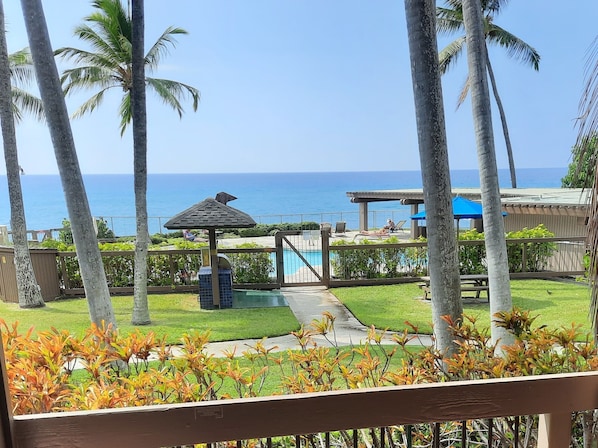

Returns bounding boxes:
[1,166,568,177]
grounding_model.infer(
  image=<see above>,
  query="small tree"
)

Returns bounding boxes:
[562,133,598,188]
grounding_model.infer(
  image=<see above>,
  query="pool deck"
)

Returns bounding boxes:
[217,229,411,249]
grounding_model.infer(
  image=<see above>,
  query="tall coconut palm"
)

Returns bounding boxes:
[460,0,513,349]
[0,1,45,308]
[130,0,149,325]
[20,0,116,328]
[437,0,541,189]
[55,0,199,325]
[404,0,463,355]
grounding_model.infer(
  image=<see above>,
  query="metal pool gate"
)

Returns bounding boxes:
[274,230,330,287]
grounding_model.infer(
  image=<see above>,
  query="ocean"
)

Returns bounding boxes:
[0,168,566,237]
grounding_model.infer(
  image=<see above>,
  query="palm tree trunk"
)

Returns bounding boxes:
[461,0,513,349]
[0,0,44,308]
[20,0,116,327]
[131,0,150,325]
[486,56,517,188]
[404,0,462,356]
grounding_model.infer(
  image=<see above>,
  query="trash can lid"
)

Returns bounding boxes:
[217,254,232,269]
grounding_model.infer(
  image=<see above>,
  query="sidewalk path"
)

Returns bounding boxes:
[204,286,433,356]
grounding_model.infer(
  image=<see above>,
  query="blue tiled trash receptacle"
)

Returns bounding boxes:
[198,267,233,309]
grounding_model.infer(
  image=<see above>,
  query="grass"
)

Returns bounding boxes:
[331,279,592,335]
[2,279,590,345]
[0,294,300,344]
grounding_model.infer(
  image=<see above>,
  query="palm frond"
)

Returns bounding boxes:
[577,37,598,145]
[578,36,598,339]
[146,77,200,115]
[11,87,44,122]
[487,24,540,70]
[482,0,510,14]
[70,87,114,119]
[145,26,188,71]
[438,36,466,75]
[60,66,122,95]
[456,74,470,109]
[86,0,131,51]
[436,7,464,35]
[8,48,35,86]
[56,26,129,70]
[118,92,131,136]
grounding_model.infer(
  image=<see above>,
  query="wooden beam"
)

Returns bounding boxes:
[12,372,598,448]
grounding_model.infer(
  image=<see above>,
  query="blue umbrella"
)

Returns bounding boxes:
[410,196,506,234]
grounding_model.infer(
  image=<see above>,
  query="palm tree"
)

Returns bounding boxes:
[460,0,513,349]
[20,0,117,328]
[130,0,150,325]
[436,0,541,189]
[55,0,199,325]
[404,0,463,355]
[578,37,598,340]
[0,1,44,308]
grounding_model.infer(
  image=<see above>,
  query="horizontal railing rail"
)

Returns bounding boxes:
[10,371,598,447]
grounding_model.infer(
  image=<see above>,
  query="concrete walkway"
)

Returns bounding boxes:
[203,286,433,357]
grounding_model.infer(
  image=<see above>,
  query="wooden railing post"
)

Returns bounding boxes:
[275,232,284,285]
[321,229,330,287]
[537,413,571,448]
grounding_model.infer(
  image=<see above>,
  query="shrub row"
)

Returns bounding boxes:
[235,221,319,237]
[56,241,274,289]
[331,225,557,280]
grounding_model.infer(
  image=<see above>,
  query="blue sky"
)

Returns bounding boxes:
[2,1,597,175]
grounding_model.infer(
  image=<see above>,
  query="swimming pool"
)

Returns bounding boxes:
[270,249,323,276]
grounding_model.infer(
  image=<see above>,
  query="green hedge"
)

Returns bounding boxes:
[330,237,428,279]
[56,240,274,289]
[330,225,557,280]
[237,222,319,237]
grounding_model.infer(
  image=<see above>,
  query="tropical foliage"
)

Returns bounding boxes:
[55,0,199,135]
[563,133,598,187]
[5,48,43,122]
[4,310,598,446]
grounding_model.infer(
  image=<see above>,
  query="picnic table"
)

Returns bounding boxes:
[419,274,489,301]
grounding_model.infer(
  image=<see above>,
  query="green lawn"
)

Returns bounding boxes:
[331,279,592,335]
[1,279,591,345]
[0,294,300,344]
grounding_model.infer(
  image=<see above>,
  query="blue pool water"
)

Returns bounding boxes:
[271,249,323,276]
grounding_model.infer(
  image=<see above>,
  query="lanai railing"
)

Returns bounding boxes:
[6,371,598,447]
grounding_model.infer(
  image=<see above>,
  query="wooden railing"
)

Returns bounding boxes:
[6,371,598,447]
